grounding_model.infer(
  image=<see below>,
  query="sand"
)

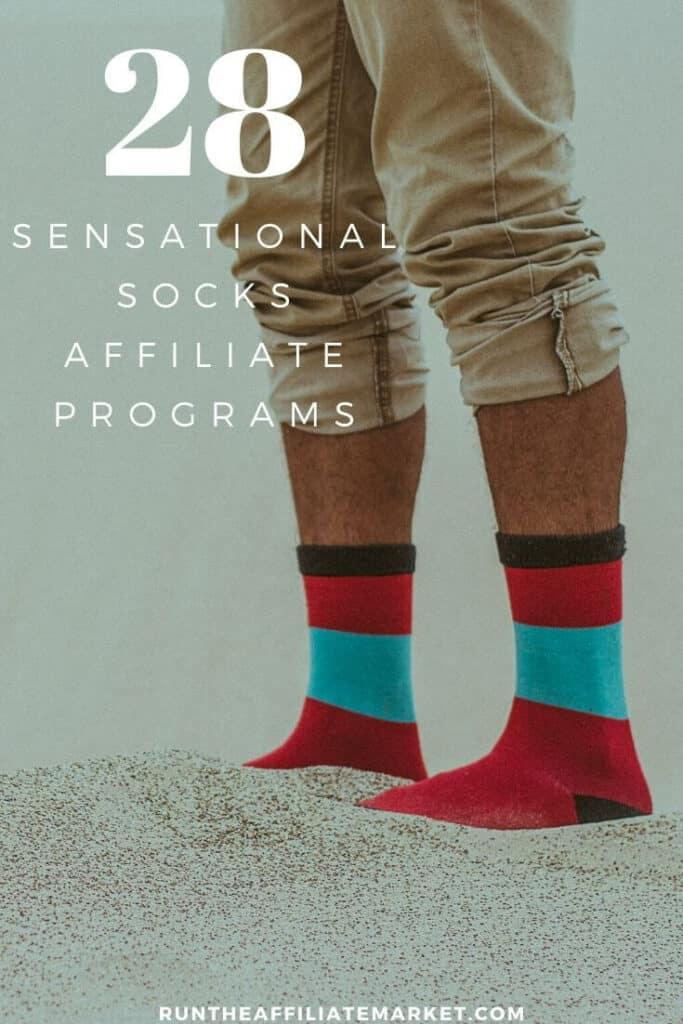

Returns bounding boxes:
[0,752,680,1024]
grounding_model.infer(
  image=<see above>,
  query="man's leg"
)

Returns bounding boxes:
[365,371,651,826]
[219,0,428,777]
[246,411,427,778]
[282,409,424,547]
[342,0,651,825]
[477,370,625,538]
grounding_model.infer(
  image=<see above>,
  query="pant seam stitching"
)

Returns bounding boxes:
[502,223,517,255]
[474,0,499,220]
[371,309,395,426]
[321,2,357,321]
[475,0,517,259]
[503,221,536,299]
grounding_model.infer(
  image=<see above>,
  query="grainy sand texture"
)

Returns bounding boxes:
[0,752,680,1024]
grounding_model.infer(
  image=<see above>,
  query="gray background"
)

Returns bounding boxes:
[1,1,681,809]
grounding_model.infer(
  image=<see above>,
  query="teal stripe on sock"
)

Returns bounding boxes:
[514,621,627,719]
[308,628,415,723]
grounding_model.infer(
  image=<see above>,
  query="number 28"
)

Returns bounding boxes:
[105,48,306,178]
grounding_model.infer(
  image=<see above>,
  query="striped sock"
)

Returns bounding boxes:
[245,544,427,780]
[363,526,651,828]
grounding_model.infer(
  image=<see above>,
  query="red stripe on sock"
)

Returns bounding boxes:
[304,574,412,634]
[362,697,651,828]
[246,697,427,780]
[505,561,622,628]
[496,697,652,812]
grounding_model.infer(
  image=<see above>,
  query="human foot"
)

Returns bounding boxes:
[363,528,652,829]
[245,544,427,780]
[246,696,426,778]
[360,697,651,828]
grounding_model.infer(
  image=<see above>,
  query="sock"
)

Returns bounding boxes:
[362,526,652,828]
[245,544,427,780]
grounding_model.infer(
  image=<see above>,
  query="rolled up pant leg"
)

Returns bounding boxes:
[218,0,428,433]
[344,0,627,406]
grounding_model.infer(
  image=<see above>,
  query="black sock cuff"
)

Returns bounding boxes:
[297,544,416,576]
[496,525,626,569]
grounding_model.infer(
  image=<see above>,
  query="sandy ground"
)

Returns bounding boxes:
[0,752,680,1024]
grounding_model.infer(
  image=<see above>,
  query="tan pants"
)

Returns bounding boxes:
[219,0,627,432]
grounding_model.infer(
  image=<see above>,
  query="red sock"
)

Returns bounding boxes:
[362,527,652,828]
[245,544,427,780]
